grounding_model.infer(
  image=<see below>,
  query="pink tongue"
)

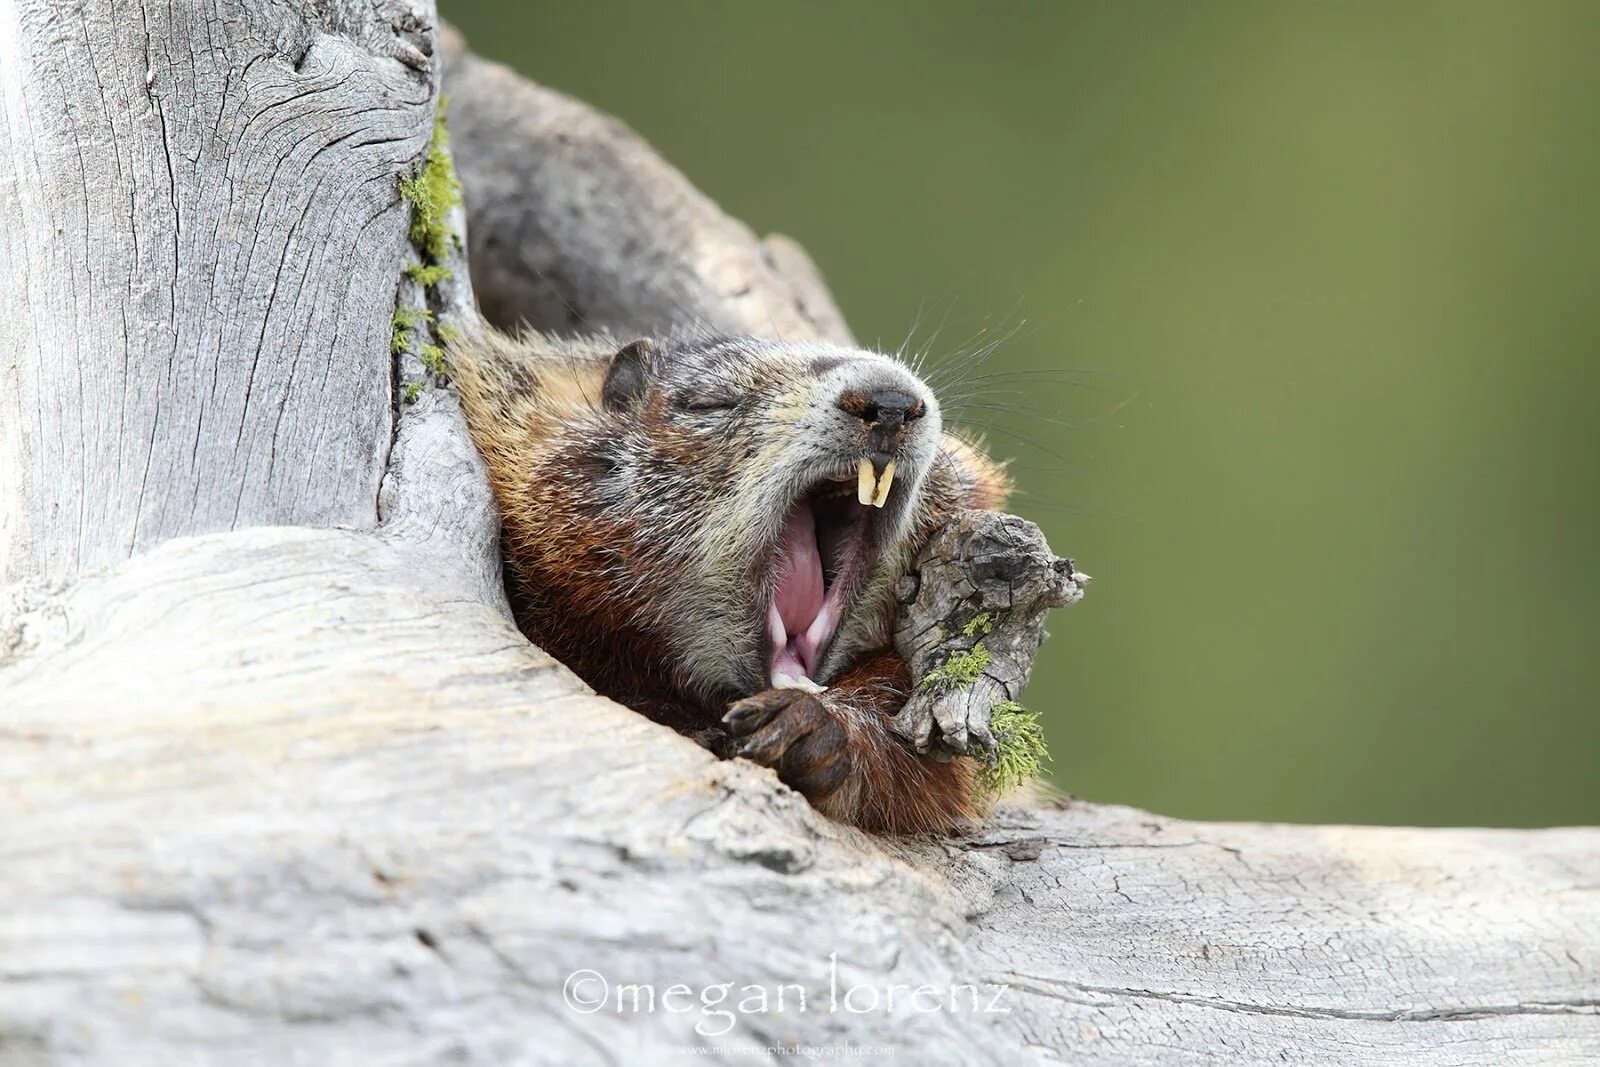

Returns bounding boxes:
[771,506,825,677]
[773,506,825,637]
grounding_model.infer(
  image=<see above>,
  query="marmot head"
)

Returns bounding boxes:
[457,330,946,704]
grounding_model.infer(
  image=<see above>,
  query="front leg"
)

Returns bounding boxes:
[722,652,979,834]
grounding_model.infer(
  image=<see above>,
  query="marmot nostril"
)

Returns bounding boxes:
[837,388,925,430]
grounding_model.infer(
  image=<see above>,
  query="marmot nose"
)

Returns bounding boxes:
[836,388,927,432]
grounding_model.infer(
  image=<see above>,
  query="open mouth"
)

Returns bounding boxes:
[764,463,897,691]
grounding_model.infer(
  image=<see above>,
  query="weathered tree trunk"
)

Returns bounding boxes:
[1,9,1595,1065]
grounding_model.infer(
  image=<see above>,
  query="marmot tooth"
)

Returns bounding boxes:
[857,457,876,506]
[871,460,896,508]
[772,671,827,695]
[857,457,897,508]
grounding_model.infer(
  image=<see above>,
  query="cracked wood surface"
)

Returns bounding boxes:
[4,548,1596,1065]
[0,0,436,583]
[957,808,1600,1062]
[1,9,1597,1066]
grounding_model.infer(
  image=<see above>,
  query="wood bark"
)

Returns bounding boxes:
[1,10,1596,1065]
[893,509,1086,761]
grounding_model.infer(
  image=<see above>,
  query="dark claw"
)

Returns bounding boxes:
[723,689,797,735]
[737,707,816,764]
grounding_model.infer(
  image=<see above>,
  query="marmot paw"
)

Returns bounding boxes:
[723,688,851,802]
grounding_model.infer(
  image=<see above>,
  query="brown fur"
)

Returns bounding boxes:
[453,327,1011,833]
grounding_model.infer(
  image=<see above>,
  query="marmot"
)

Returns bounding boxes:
[453,328,1010,833]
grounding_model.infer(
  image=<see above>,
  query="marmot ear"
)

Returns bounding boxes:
[602,339,653,412]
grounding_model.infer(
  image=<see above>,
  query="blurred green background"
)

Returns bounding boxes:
[448,1,1600,827]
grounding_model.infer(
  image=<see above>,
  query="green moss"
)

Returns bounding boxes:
[390,306,434,356]
[919,612,999,691]
[435,321,460,347]
[923,641,991,690]
[914,609,1051,795]
[419,343,449,378]
[403,262,452,286]
[979,701,1050,795]
[398,105,462,268]
[392,110,460,389]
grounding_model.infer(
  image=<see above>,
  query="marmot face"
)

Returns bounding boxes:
[453,328,946,710]
[596,336,944,701]
[457,326,1013,831]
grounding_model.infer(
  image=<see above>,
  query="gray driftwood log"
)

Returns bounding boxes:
[892,510,1086,763]
[1,8,1596,1065]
